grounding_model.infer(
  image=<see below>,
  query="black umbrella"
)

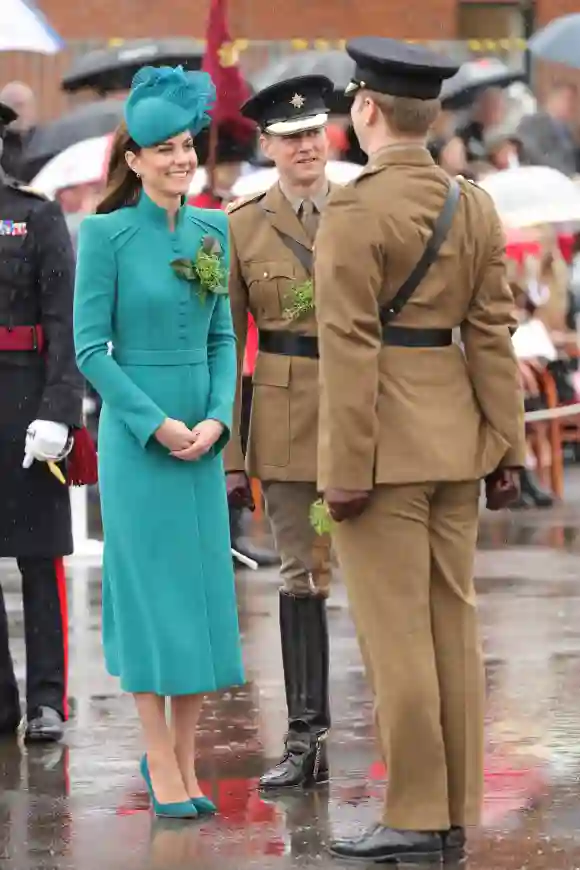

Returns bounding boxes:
[23,98,124,178]
[440,57,525,110]
[61,38,204,94]
[250,50,356,113]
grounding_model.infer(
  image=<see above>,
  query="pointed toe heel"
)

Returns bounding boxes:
[140,754,153,797]
[152,798,198,819]
[140,755,198,819]
[191,795,217,816]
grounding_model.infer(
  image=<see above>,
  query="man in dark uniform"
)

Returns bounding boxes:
[314,39,524,862]
[0,101,84,743]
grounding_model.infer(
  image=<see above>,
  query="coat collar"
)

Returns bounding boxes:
[359,144,435,180]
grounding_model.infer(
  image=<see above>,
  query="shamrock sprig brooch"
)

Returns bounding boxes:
[171,235,228,302]
[283,278,315,322]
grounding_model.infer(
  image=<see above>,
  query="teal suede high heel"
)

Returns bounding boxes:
[140,754,198,820]
[190,795,217,816]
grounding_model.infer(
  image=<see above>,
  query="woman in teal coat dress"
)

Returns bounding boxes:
[73,66,244,819]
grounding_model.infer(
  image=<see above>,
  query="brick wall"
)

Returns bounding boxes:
[41,0,457,42]
[2,0,580,123]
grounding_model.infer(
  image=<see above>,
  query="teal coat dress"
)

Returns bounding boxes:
[73,190,245,696]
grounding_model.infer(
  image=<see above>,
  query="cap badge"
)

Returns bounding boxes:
[290,93,305,109]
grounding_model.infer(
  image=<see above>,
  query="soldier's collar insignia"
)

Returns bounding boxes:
[290,93,305,109]
[0,220,27,236]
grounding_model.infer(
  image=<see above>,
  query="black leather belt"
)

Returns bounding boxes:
[258,326,452,358]
[382,325,452,347]
[259,330,319,359]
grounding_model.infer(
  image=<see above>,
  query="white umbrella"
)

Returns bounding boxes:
[0,0,63,54]
[32,135,112,197]
[478,165,580,229]
[32,134,208,199]
[232,160,363,197]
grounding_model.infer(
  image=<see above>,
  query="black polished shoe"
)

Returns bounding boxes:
[24,707,64,743]
[229,505,279,567]
[329,824,443,863]
[520,469,554,508]
[259,732,329,790]
[442,826,466,862]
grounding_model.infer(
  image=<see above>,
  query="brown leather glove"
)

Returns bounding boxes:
[485,468,522,511]
[325,488,371,523]
[226,471,255,511]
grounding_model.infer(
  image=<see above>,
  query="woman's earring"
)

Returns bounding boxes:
[134,170,140,178]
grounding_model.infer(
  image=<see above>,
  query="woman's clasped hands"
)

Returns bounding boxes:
[154,418,224,460]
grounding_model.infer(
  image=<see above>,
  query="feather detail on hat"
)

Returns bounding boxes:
[125,65,217,146]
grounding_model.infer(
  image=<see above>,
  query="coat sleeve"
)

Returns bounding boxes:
[222,222,249,473]
[460,201,526,468]
[314,187,384,492]
[73,216,167,448]
[205,216,238,456]
[32,199,84,428]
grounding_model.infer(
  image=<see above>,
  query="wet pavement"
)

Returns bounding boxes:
[4,474,580,868]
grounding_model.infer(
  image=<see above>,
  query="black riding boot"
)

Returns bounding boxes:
[259,592,330,790]
[229,504,279,567]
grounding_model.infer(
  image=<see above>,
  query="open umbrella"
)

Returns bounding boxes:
[23,98,125,178]
[249,51,355,113]
[31,135,113,197]
[232,160,362,197]
[0,0,63,54]
[31,133,209,198]
[528,14,580,70]
[61,38,204,94]
[478,165,580,229]
[440,57,525,110]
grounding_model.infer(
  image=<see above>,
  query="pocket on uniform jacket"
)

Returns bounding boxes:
[250,353,291,467]
[245,262,297,321]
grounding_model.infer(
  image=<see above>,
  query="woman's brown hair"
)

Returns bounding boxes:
[96,122,142,215]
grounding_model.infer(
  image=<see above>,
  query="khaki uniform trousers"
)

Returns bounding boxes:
[262,481,332,598]
[333,481,485,831]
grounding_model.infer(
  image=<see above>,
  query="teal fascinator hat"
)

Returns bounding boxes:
[124,65,216,148]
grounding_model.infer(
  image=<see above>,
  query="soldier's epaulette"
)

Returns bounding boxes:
[225,191,267,215]
[5,178,49,200]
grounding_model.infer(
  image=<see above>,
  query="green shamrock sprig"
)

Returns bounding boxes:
[171,235,228,302]
[283,278,314,321]
[309,498,334,536]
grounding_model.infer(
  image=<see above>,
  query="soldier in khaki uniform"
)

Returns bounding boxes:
[313,38,526,863]
[225,76,336,789]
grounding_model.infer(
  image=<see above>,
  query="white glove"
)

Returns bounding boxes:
[22,420,71,469]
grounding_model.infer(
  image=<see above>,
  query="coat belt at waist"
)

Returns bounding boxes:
[113,347,208,366]
[258,326,453,359]
[0,324,44,352]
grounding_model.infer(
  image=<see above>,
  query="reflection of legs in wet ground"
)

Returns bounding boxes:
[259,482,332,790]
[261,787,331,859]
[0,582,21,735]
[0,744,22,862]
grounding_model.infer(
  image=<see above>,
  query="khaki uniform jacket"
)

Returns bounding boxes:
[314,145,526,492]
[224,182,335,482]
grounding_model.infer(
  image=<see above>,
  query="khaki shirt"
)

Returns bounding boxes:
[314,145,526,491]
